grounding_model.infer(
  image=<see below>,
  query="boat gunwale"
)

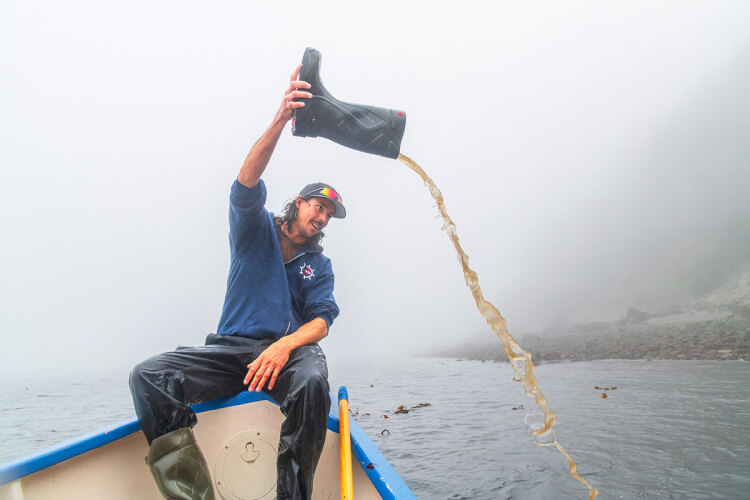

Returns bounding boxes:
[0,391,415,499]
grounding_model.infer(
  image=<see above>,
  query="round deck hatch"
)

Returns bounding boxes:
[214,430,279,500]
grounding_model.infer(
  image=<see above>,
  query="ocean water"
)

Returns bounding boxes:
[2,358,749,499]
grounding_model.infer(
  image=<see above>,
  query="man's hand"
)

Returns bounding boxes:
[243,337,294,392]
[276,63,312,123]
[237,63,313,188]
[242,318,329,392]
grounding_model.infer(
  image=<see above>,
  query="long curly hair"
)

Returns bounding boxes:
[273,197,325,251]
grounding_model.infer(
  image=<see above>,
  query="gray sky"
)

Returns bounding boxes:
[2,1,750,377]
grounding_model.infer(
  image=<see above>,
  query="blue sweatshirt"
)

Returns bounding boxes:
[216,179,340,340]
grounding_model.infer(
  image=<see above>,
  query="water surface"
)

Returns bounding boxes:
[2,359,748,499]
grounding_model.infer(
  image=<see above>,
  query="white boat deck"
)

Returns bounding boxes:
[0,391,415,500]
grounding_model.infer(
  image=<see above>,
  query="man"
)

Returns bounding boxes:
[129,64,344,500]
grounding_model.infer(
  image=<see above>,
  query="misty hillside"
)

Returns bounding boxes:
[563,260,750,332]
[438,261,750,362]
[561,41,750,326]
[437,44,750,362]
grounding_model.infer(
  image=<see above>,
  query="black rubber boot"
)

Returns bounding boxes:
[146,427,216,500]
[292,47,406,159]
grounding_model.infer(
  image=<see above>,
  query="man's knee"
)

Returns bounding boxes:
[302,365,329,396]
[294,346,329,393]
[276,345,330,409]
[129,359,151,393]
[129,354,171,394]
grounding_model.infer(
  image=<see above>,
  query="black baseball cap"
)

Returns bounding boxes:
[299,182,346,219]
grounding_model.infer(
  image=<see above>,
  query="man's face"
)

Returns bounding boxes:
[294,196,336,238]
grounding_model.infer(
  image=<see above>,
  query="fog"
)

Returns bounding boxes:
[1,1,749,377]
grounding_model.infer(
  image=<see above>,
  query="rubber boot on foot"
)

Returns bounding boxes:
[146,427,215,500]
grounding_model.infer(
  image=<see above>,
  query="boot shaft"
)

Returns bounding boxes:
[147,427,215,500]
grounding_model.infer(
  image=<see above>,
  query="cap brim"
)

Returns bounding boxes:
[309,194,346,219]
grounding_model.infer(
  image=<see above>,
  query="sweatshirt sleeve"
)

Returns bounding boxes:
[302,258,340,328]
[229,179,268,252]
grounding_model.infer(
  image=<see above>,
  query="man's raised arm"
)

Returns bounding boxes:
[237,64,312,188]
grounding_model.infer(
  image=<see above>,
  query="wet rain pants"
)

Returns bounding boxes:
[129,333,331,500]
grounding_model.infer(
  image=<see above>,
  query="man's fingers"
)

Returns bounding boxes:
[290,89,313,99]
[248,365,263,390]
[243,363,257,385]
[267,368,281,391]
[251,365,274,392]
[290,80,311,90]
[286,81,311,99]
[254,369,272,392]
[248,374,259,391]
[282,90,311,113]
[290,63,303,82]
[245,361,265,388]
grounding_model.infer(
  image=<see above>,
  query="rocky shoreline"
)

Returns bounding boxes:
[435,315,750,363]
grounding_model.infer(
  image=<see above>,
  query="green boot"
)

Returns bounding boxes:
[146,427,215,500]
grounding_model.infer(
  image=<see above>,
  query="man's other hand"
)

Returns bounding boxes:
[243,337,293,392]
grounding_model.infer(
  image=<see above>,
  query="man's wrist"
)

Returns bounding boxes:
[272,110,291,128]
[276,334,298,352]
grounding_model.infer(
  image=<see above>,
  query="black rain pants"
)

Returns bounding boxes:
[129,333,331,500]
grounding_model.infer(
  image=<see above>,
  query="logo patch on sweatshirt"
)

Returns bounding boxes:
[299,263,315,280]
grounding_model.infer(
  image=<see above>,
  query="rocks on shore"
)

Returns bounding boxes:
[434,313,750,362]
